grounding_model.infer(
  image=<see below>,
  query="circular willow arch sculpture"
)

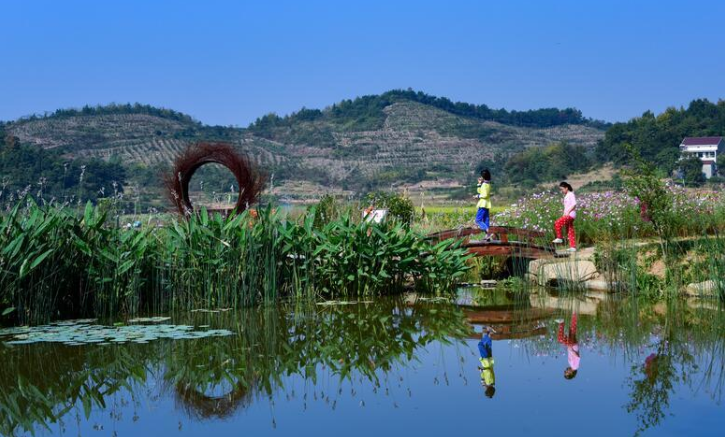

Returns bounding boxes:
[164,142,265,216]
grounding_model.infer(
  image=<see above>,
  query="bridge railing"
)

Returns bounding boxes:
[426,226,546,244]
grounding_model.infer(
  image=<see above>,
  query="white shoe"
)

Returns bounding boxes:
[552,238,564,244]
[567,247,577,252]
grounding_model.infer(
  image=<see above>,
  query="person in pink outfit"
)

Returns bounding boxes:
[557,313,580,380]
[552,182,577,252]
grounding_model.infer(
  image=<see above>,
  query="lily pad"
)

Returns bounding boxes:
[128,317,172,324]
[190,308,232,313]
[6,339,38,345]
[2,319,234,346]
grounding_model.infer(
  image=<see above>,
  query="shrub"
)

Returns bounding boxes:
[363,192,415,226]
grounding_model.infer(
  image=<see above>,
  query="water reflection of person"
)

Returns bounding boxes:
[644,353,659,380]
[477,327,496,398]
[557,313,580,380]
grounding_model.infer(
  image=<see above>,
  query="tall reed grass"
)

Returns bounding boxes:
[0,201,470,325]
[592,232,725,300]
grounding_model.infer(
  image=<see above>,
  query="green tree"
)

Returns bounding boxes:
[504,142,591,184]
[621,144,678,289]
[0,129,126,205]
[679,156,706,187]
[364,192,415,226]
[597,98,725,172]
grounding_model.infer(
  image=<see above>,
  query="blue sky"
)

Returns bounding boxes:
[1,0,724,126]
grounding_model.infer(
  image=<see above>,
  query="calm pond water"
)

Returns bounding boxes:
[1,290,724,437]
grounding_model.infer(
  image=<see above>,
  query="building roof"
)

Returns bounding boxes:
[702,160,716,164]
[681,136,723,146]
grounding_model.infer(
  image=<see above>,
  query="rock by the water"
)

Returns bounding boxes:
[685,280,722,298]
[527,258,598,287]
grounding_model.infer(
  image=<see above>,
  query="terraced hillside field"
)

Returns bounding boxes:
[6,92,606,197]
[279,101,603,184]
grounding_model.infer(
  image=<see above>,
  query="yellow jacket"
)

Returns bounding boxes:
[479,357,495,386]
[477,182,491,209]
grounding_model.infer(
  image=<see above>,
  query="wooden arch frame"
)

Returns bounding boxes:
[164,142,265,216]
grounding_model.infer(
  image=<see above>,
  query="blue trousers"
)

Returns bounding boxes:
[475,207,490,232]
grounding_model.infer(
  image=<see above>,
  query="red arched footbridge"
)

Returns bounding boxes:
[427,226,564,259]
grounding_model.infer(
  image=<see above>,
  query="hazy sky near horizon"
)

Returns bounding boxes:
[2,0,724,126]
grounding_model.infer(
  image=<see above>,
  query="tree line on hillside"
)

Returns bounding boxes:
[0,124,127,205]
[15,103,200,125]
[381,89,608,128]
[249,89,608,136]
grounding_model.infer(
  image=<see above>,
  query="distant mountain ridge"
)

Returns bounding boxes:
[4,90,607,197]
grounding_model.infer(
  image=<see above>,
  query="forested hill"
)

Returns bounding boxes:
[0,123,127,204]
[249,89,608,132]
[4,90,606,201]
[597,98,725,173]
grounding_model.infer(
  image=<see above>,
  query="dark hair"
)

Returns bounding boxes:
[559,181,573,192]
[480,169,491,181]
[484,385,496,398]
[564,368,578,380]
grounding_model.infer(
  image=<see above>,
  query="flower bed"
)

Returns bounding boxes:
[493,185,725,244]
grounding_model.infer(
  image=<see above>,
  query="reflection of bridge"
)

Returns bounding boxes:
[461,304,552,340]
[427,226,564,259]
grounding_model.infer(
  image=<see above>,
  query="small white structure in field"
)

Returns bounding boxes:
[679,136,723,179]
[363,209,388,224]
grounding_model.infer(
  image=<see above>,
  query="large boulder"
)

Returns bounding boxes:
[527,258,598,287]
[685,280,722,298]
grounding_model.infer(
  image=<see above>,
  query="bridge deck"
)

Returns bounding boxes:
[427,226,564,259]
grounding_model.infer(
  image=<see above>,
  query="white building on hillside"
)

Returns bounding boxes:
[679,136,723,179]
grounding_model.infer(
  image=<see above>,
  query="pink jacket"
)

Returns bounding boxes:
[564,192,577,218]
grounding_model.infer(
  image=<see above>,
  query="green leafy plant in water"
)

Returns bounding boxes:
[621,144,678,281]
[363,191,415,226]
[0,201,470,325]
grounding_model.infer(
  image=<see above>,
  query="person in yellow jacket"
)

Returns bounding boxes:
[474,169,493,241]
[478,327,496,398]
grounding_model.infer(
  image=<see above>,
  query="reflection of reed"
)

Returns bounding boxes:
[0,297,472,434]
[3,295,723,436]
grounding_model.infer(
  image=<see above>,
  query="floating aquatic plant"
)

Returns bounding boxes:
[316,300,374,306]
[128,316,172,323]
[0,319,232,345]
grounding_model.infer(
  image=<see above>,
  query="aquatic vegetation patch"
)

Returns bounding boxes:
[315,300,374,306]
[128,316,172,323]
[0,201,469,325]
[0,319,232,345]
[190,308,233,313]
